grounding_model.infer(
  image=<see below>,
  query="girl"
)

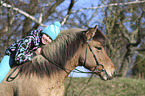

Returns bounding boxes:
[0,21,61,83]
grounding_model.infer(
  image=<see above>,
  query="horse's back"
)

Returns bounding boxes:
[0,67,18,96]
[0,67,65,96]
[0,78,15,96]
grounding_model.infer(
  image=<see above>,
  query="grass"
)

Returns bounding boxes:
[64,77,145,96]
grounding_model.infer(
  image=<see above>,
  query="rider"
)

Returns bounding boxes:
[0,21,61,83]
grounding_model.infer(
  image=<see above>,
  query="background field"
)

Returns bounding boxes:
[64,77,145,96]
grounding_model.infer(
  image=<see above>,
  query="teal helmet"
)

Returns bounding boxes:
[41,21,61,40]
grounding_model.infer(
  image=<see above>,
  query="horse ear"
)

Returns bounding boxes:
[86,25,97,40]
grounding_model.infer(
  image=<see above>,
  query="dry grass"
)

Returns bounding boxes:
[64,77,145,96]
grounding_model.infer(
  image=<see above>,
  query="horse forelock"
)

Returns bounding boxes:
[19,28,86,77]
[93,29,107,44]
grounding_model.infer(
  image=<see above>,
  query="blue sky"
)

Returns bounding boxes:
[69,66,91,77]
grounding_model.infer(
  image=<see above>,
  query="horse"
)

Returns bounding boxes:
[0,25,115,96]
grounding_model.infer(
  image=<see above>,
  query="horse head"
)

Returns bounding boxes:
[79,25,115,80]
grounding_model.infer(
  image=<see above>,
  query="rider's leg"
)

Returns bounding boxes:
[0,55,13,83]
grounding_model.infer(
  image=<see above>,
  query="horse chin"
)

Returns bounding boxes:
[98,71,113,81]
[99,74,108,81]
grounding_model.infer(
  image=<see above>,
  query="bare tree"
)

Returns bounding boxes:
[0,0,145,77]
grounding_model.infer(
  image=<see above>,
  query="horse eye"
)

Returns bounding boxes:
[95,47,102,50]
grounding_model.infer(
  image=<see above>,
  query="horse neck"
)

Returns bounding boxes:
[64,45,82,74]
[49,45,82,79]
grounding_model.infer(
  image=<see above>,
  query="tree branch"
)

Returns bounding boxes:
[133,48,145,51]
[118,11,144,76]
[42,0,64,22]
[61,0,75,26]
[0,0,47,27]
[1,0,144,27]
[72,0,145,13]
[127,11,144,47]
[32,0,64,30]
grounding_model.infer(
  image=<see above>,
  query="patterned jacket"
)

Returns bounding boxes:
[5,29,42,65]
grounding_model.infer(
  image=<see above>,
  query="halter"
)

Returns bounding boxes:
[83,37,109,78]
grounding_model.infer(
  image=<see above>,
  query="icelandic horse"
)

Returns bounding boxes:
[0,25,115,96]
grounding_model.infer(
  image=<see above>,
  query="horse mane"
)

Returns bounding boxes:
[19,28,86,77]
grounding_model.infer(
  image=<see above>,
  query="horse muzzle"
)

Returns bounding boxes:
[98,70,116,81]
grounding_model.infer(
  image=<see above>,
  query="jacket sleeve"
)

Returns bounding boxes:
[6,29,41,65]
[5,39,20,57]
[14,36,37,64]
[15,29,42,64]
